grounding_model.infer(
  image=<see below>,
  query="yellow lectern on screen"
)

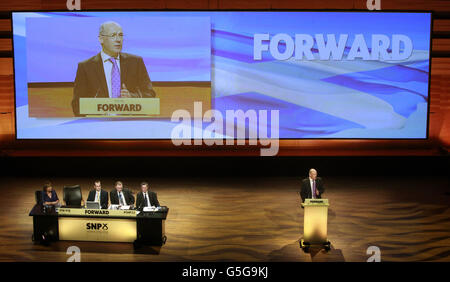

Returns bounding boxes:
[79,98,160,117]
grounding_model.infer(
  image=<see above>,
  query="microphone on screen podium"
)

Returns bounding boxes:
[94,87,100,98]
[136,86,143,98]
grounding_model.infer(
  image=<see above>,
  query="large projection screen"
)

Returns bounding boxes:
[12,11,432,140]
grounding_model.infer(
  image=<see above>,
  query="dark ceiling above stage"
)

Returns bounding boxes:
[0,156,448,178]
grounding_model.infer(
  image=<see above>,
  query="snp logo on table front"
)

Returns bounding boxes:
[86,223,108,231]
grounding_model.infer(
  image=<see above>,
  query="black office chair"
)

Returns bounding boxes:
[35,190,43,205]
[63,185,82,207]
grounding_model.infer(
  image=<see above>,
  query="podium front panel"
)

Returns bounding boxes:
[303,199,329,244]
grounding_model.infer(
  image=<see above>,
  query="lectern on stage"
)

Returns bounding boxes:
[301,198,331,251]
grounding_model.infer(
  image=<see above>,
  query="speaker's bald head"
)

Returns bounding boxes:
[99,21,122,36]
[309,168,317,180]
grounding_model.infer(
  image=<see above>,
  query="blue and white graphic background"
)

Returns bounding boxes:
[13,11,431,139]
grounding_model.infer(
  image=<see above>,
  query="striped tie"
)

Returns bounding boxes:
[109,57,121,98]
[119,192,124,205]
[313,180,316,199]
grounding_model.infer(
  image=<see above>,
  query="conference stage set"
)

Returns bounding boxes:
[0,0,449,278]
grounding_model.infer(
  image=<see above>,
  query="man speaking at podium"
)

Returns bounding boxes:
[300,168,325,203]
[71,21,156,116]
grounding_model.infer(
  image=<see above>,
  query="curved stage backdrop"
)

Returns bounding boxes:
[13,11,431,139]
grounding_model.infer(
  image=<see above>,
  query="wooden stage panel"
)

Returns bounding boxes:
[0,176,448,262]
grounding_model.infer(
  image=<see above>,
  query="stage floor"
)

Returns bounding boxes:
[0,176,449,262]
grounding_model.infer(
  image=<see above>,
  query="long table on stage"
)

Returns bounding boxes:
[29,205,169,247]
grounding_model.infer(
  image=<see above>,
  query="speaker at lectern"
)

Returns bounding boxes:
[300,198,331,251]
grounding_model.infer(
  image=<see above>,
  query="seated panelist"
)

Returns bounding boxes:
[136,182,160,209]
[87,180,109,209]
[42,181,60,206]
[110,181,135,206]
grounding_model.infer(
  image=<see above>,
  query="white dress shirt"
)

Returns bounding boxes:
[95,190,101,203]
[100,50,121,98]
[143,192,151,207]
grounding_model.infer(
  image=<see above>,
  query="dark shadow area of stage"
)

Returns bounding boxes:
[28,240,162,255]
[267,240,346,262]
[302,244,346,262]
[0,155,448,178]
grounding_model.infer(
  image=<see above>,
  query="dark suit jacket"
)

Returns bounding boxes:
[300,177,325,203]
[136,191,160,208]
[110,188,135,206]
[87,189,109,209]
[72,52,156,116]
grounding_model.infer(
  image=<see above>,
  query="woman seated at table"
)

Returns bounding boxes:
[42,181,59,206]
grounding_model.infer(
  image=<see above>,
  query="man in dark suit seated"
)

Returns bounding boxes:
[110,181,135,207]
[87,180,109,209]
[300,168,325,203]
[71,21,156,116]
[136,182,160,209]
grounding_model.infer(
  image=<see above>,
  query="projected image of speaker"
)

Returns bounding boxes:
[23,16,211,119]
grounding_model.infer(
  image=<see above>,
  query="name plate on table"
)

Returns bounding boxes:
[303,199,329,206]
[58,208,136,217]
[79,98,160,116]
